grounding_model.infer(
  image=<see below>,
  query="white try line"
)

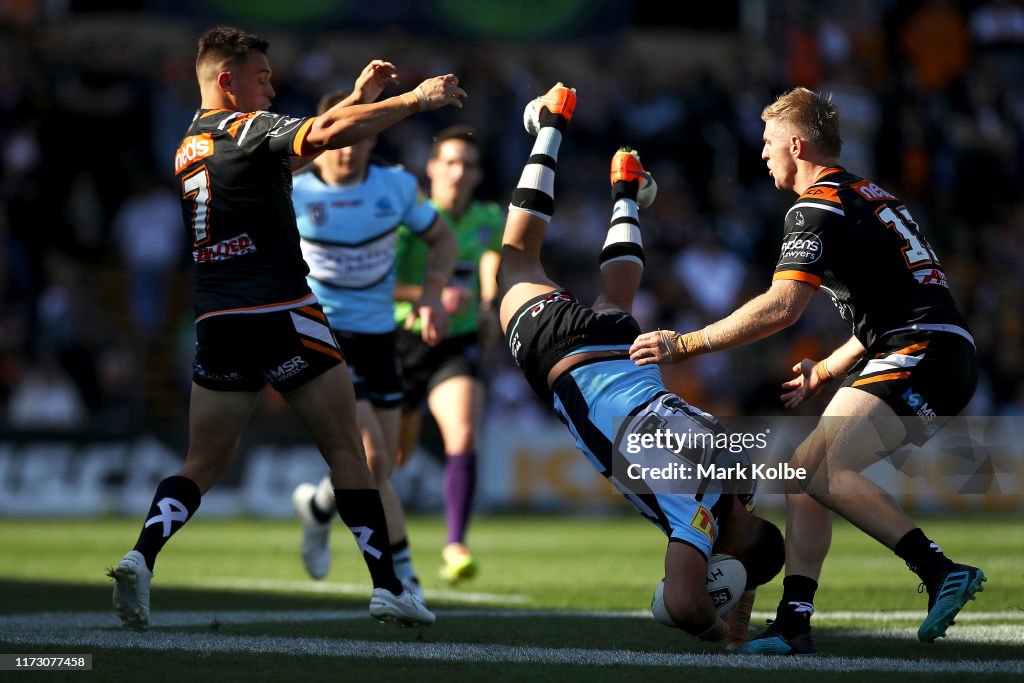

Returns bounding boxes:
[193,578,529,605]
[0,610,1021,674]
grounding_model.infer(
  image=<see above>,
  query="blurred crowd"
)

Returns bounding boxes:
[1,0,1022,432]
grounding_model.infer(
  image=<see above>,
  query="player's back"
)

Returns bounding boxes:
[776,168,969,349]
[175,109,315,319]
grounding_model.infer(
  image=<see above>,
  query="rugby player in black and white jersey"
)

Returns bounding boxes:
[631,87,985,654]
[107,25,466,630]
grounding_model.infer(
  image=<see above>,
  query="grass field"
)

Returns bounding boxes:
[0,513,1021,682]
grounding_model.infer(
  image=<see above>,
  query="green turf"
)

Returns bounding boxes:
[0,514,1021,682]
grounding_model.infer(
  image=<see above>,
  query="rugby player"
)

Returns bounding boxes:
[497,84,784,641]
[108,25,465,630]
[630,87,985,653]
[289,90,458,603]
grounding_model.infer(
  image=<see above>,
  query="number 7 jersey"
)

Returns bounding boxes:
[772,166,969,349]
[174,108,318,321]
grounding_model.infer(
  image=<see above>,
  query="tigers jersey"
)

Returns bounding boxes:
[772,167,969,350]
[175,108,318,320]
[292,164,437,334]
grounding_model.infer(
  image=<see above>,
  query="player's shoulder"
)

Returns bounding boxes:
[788,167,850,223]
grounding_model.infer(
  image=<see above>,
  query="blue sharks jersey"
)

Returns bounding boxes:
[552,358,744,559]
[293,164,437,333]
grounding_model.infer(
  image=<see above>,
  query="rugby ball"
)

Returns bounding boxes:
[650,554,747,626]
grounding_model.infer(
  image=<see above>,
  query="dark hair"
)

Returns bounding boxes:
[317,90,350,115]
[196,26,269,70]
[740,517,785,589]
[429,125,483,160]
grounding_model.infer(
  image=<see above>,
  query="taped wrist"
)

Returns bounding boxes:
[661,328,711,362]
[814,358,834,383]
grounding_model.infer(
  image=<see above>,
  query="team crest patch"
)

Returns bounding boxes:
[308,202,327,226]
[690,505,716,543]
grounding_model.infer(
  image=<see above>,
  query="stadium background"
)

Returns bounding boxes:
[0,0,1022,516]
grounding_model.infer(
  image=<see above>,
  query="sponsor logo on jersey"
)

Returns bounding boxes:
[193,233,257,264]
[794,210,805,227]
[689,504,716,543]
[778,232,823,266]
[853,179,896,201]
[914,268,949,288]
[375,197,396,217]
[175,133,213,174]
[268,355,309,383]
[308,202,327,226]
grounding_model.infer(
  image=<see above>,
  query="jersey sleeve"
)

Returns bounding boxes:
[229,111,317,157]
[772,188,843,288]
[399,175,438,234]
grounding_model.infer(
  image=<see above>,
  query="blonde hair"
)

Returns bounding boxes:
[761,87,842,158]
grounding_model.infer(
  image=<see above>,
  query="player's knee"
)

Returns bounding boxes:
[662,585,711,634]
[443,423,476,453]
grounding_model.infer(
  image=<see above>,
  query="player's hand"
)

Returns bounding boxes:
[441,285,471,315]
[780,358,825,409]
[725,589,756,652]
[405,292,450,346]
[352,60,399,104]
[630,330,678,366]
[414,74,467,111]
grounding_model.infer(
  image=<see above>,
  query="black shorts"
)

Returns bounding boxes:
[505,289,642,403]
[333,330,403,408]
[396,330,480,412]
[193,305,342,393]
[842,330,978,445]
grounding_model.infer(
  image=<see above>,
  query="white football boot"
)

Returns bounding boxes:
[109,550,152,630]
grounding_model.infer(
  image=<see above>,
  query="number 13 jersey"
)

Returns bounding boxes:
[174,108,318,321]
[772,166,970,349]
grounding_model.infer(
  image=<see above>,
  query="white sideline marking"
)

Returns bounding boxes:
[195,578,529,605]
[835,625,1022,645]
[0,610,1021,674]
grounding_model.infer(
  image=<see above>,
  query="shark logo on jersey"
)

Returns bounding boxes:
[375,197,396,217]
[308,202,327,226]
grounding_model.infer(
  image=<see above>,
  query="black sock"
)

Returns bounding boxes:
[774,575,818,635]
[335,489,402,595]
[611,178,639,202]
[133,475,201,572]
[894,528,955,584]
[538,108,567,132]
[391,538,417,584]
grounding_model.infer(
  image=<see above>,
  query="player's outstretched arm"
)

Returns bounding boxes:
[630,279,816,366]
[305,74,467,152]
[781,335,865,409]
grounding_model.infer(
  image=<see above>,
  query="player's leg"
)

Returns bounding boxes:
[283,363,433,625]
[396,409,423,467]
[806,388,985,642]
[110,384,259,630]
[427,373,486,582]
[592,148,656,315]
[661,541,726,639]
[358,400,424,598]
[497,83,576,333]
